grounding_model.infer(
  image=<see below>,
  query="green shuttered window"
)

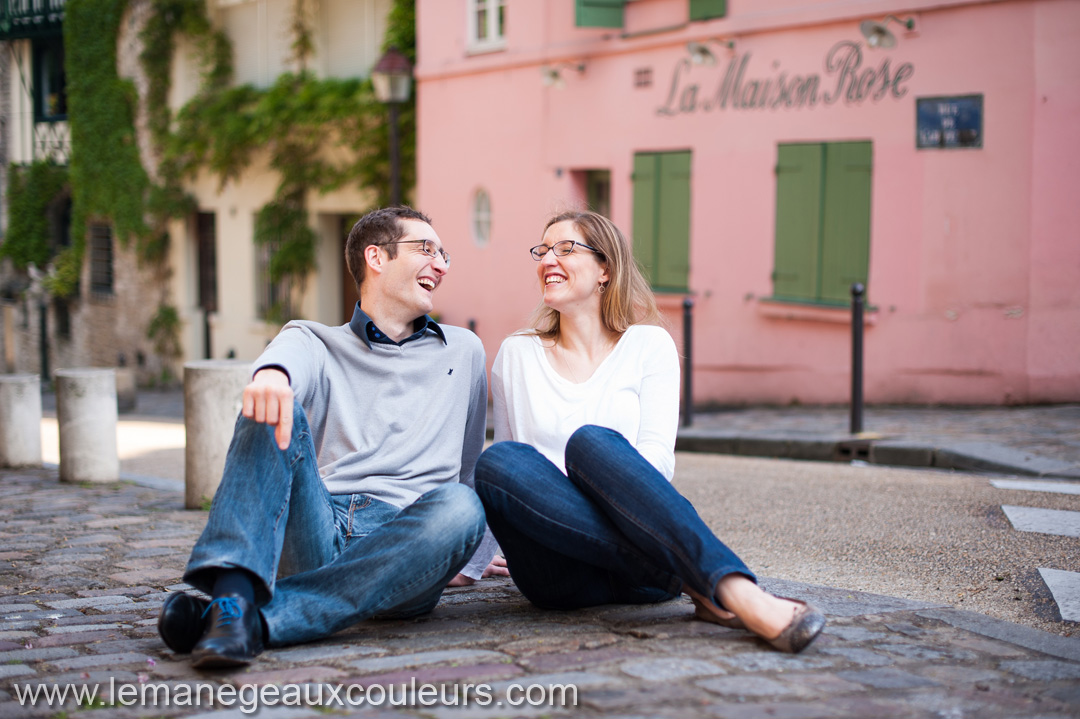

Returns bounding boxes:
[576,1,726,29]
[689,0,726,22]
[575,0,624,28]
[772,142,872,305]
[633,151,691,292]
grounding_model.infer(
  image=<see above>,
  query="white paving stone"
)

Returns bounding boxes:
[1038,568,1080,622]
[0,631,37,641]
[0,664,35,679]
[42,595,134,610]
[42,623,130,635]
[1000,505,1080,538]
[991,479,1080,495]
[620,657,726,680]
[347,649,508,674]
[0,604,41,614]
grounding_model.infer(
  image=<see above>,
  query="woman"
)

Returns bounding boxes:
[474,211,825,653]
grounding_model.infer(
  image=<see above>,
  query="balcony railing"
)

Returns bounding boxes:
[0,0,65,39]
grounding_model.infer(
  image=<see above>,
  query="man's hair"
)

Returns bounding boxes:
[345,206,433,292]
[529,210,660,341]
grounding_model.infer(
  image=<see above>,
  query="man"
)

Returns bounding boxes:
[159,207,503,668]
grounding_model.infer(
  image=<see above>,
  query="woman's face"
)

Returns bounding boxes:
[535,221,609,314]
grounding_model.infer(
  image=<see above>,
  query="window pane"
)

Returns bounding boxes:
[90,224,114,296]
[34,37,66,121]
[476,0,489,41]
[472,188,491,247]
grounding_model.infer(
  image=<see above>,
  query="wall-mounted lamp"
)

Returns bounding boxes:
[859,16,915,49]
[686,38,736,67]
[541,62,586,89]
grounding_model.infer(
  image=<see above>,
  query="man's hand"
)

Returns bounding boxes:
[242,368,293,450]
[447,556,510,587]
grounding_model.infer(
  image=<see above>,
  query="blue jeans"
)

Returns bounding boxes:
[184,406,485,647]
[474,425,754,610]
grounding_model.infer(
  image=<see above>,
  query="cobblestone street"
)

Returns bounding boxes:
[2,466,1078,718]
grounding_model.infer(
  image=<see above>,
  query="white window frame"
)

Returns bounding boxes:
[467,0,506,54]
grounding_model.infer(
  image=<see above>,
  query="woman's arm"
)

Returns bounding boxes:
[491,341,514,443]
[633,329,681,481]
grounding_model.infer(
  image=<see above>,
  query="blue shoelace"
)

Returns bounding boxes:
[201,597,242,627]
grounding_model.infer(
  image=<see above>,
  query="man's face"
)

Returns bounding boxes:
[379,219,449,318]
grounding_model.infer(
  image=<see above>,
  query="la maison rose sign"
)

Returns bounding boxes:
[657,40,915,116]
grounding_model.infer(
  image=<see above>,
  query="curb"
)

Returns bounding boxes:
[673,431,1080,480]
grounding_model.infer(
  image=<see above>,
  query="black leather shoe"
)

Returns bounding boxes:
[158,592,210,654]
[190,595,264,669]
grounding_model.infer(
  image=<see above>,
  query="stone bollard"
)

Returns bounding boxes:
[184,359,250,510]
[55,368,119,483]
[0,374,43,467]
[115,367,137,413]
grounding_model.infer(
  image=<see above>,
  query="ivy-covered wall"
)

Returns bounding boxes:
[0,0,417,374]
[64,0,153,297]
[158,0,417,320]
[1,161,68,271]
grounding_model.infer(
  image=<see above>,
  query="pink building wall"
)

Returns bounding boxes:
[416,0,1080,406]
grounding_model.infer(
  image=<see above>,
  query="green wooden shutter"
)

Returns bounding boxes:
[772,144,823,301]
[819,142,872,304]
[655,151,691,290]
[632,153,658,284]
[689,0,726,22]
[576,0,624,28]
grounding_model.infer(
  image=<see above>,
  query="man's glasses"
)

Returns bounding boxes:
[383,239,450,266]
[529,240,601,261]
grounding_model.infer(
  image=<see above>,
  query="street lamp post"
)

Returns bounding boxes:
[371,47,414,207]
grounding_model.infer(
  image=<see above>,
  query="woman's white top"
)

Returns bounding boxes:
[490,324,681,480]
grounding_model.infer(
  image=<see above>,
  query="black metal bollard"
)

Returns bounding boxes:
[850,283,865,435]
[681,297,694,428]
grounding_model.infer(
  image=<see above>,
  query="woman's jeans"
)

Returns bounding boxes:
[184,405,485,647]
[474,425,754,610]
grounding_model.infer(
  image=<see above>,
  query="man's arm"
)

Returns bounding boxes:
[243,367,294,450]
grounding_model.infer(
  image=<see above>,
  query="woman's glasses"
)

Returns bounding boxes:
[529,240,601,261]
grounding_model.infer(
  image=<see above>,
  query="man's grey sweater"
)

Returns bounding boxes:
[254,317,496,578]
[254,319,488,508]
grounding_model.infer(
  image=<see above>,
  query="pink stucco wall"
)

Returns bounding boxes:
[416,0,1080,405]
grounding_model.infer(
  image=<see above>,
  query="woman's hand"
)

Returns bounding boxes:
[481,555,509,578]
[447,556,510,587]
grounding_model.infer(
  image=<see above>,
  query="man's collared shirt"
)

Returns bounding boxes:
[349,305,447,350]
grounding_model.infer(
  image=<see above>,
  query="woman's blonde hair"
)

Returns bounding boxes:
[529,211,661,341]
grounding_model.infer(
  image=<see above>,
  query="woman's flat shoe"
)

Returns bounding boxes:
[764,597,826,654]
[683,585,746,630]
[684,585,825,653]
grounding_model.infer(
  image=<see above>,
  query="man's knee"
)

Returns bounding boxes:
[419,483,485,546]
